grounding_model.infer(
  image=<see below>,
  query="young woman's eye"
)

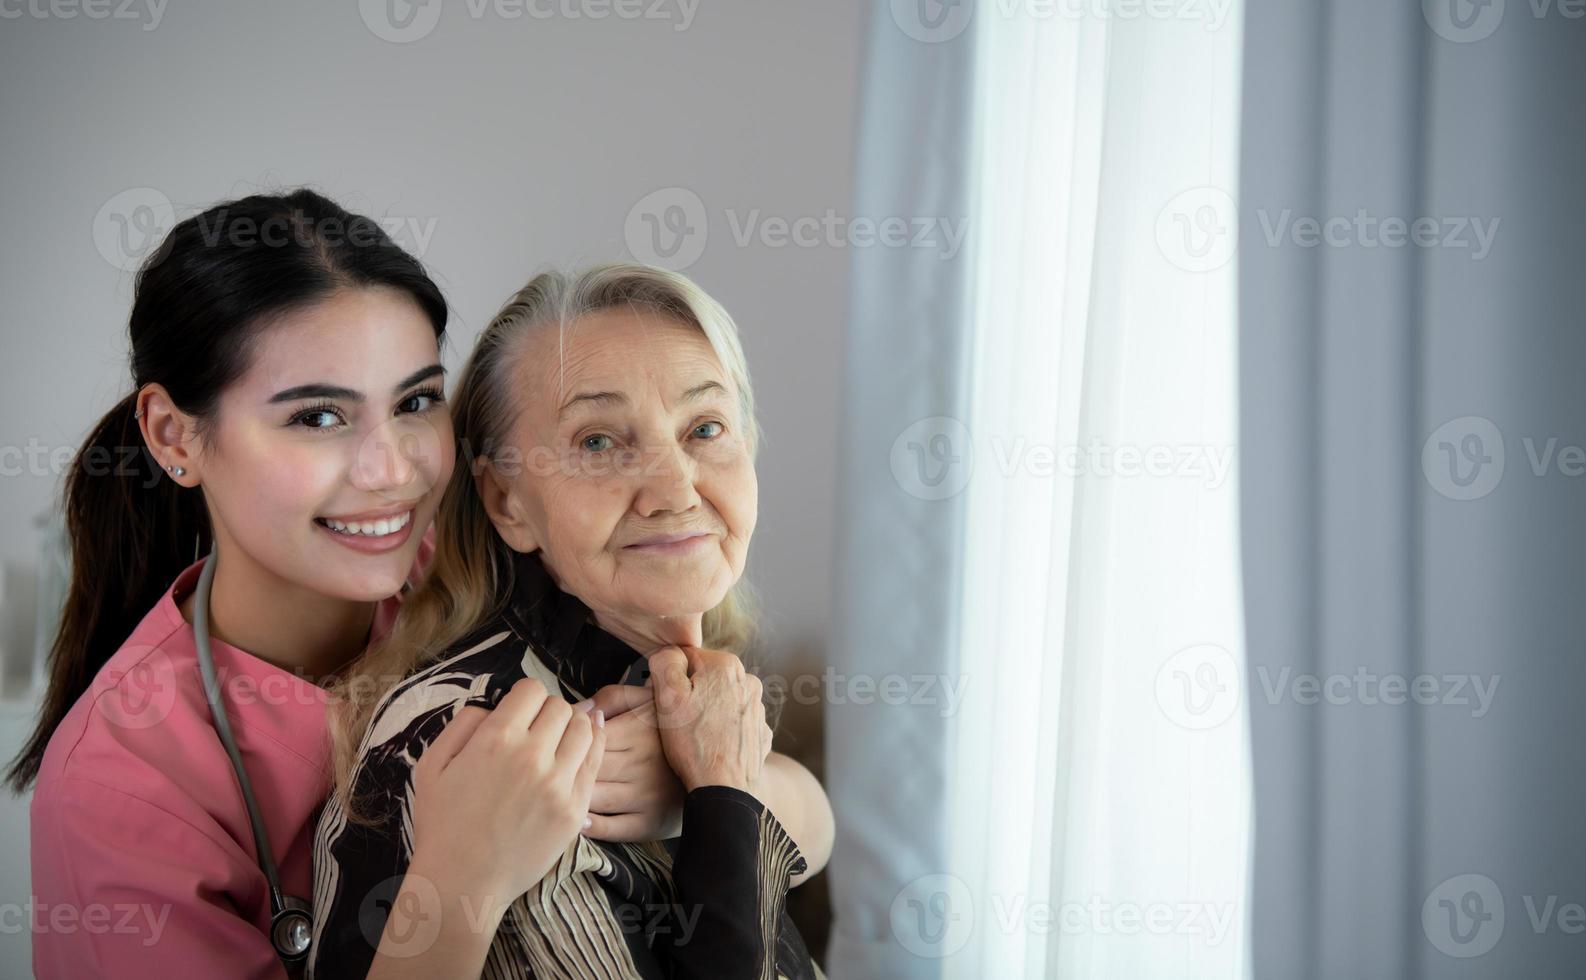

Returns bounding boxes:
[290,404,346,430]
[398,387,445,415]
[692,420,724,440]
[582,434,615,453]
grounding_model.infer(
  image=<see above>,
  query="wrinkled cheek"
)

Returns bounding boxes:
[532,488,601,584]
[725,466,759,546]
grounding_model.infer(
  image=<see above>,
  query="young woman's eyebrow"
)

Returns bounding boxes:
[268,364,445,404]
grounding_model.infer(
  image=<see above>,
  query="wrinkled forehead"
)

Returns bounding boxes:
[509,308,731,423]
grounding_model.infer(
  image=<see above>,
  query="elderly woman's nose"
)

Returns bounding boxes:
[633,442,702,517]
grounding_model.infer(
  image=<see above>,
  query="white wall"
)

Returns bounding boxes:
[0,1,862,972]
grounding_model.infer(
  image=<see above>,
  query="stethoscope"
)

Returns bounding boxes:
[192,545,314,965]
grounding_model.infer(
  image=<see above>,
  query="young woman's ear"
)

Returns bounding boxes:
[136,384,201,487]
[473,454,540,553]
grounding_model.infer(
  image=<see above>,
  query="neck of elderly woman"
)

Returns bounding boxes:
[590,609,705,656]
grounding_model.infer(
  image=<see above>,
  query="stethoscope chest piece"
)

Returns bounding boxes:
[272,896,313,961]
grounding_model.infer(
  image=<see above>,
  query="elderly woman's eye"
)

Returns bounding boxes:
[692,421,724,439]
[582,434,614,453]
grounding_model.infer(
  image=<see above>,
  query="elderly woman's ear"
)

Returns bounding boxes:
[474,455,541,553]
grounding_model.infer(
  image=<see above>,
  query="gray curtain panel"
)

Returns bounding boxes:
[1240,2,1586,978]
[824,5,978,978]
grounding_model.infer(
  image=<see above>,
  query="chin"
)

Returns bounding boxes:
[630,578,735,620]
[327,561,412,602]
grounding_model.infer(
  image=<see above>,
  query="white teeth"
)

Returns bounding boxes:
[321,510,412,537]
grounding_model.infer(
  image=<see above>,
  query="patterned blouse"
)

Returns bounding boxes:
[307,549,821,979]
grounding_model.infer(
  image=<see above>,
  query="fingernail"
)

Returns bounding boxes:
[573,699,594,713]
[594,709,605,729]
[582,815,593,830]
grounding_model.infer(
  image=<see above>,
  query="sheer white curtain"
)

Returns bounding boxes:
[829,4,1248,978]
[939,5,1250,978]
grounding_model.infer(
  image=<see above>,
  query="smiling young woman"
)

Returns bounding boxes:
[8,189,604,979]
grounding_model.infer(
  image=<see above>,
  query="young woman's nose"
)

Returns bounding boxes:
[632,441,701,517]
[350,419,420,494]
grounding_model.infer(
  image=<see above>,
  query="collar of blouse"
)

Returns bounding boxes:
[503,549,651,699]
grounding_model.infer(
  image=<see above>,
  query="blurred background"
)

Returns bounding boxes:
[2,1,1584,978]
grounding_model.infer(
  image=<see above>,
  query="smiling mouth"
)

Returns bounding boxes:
[624,531,712,552]
[313,509,414,538]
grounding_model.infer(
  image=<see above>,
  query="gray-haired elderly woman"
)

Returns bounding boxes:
[309,264,834,979]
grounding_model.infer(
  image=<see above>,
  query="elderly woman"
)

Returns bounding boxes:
[309,264,833,979]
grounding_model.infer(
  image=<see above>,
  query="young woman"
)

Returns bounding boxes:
[9,190,608,979]
[312,265,835,979]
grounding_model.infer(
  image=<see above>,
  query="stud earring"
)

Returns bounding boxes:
[166,464,186,478]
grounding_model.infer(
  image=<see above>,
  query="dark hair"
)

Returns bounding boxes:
[6,188,449,792]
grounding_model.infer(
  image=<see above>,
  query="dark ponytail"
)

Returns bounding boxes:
[6,188,448,792]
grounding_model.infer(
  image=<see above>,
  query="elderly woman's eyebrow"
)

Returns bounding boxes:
[557,380,727,419]
[557,390,626,418]
[681,380,727,401]
[268,364,445,404]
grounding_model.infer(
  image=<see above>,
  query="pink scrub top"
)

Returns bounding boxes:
[29,528,433,979]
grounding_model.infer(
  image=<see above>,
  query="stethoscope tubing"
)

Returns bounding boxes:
[193,544,311,962]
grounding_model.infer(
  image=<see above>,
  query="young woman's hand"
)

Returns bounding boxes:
[408,677,606,906]
[579,684,686,842]
[645,646,773,794]
[360,679,604,978]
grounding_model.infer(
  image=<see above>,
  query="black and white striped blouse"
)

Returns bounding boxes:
[308,548,820,979]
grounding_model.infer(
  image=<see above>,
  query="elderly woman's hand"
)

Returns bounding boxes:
[646,645,774,793]
[578,684,686,841]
